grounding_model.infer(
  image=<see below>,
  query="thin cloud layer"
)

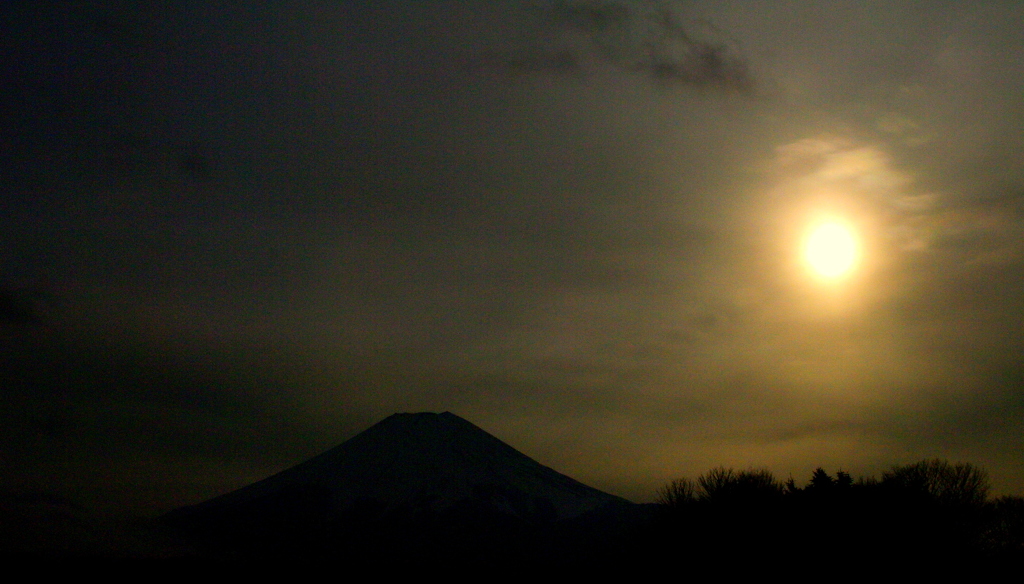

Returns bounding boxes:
[2,0,1024,522]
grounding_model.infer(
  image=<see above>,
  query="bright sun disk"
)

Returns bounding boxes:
[803,220,859,279]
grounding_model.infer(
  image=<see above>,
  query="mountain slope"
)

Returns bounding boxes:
[176,412,625,522]
[163,412,639,563]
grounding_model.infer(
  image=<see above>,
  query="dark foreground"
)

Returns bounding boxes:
[7,462,1021,575]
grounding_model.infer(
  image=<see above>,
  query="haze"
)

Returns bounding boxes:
[2,0,1022,518]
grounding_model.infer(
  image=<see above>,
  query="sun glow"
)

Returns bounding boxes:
[803,220,860,280]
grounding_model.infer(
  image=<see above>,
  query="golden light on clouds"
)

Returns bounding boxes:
[803,219,860,280]
[768,137,923,288]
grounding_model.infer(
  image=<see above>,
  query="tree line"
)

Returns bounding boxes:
[639,459,1023,567]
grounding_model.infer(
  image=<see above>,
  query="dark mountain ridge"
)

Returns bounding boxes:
[163,412,645,565]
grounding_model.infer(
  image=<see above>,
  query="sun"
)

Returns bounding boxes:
[803,219,859,280]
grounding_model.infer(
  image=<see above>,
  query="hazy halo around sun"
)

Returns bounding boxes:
[803,219,860,280]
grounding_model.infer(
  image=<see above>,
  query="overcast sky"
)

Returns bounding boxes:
[3,0,1023,518]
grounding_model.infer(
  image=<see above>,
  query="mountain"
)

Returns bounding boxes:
[164,412,643,564]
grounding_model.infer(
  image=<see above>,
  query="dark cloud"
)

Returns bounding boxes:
[0,328,340,517]
[479,0,753,92]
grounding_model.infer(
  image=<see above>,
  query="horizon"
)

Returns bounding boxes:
[165,409,1010,509]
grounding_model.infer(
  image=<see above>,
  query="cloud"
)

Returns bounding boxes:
[481,0,753,93]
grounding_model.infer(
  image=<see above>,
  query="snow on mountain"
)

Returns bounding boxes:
[171,412,628,525]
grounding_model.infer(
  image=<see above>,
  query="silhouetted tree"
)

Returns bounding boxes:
[696,467,781,502]
[882,459,989,507]
[874,459,992,559]
[657,477,696,508]
[808,467,834,491]
[652,467,785,563]
[696,466,736,500]
[784,476,800,494]
[732,468,781,496]
[982,495,1024,558]
[652,459,1011,567]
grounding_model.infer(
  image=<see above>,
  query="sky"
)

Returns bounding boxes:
[2,0,1023,524]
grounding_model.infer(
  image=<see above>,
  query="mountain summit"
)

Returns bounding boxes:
[164,412,638,564]
[173,411,625,525]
